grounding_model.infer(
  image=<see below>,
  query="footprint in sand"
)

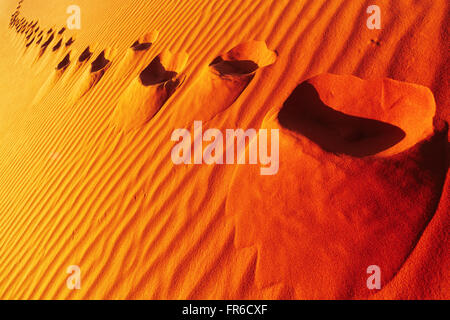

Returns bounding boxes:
[91,50,111,73]
[283,74,436,157]
[52,38,63,52]
[78,46,93,64]
[32,51,75,105]
[31,31,68,74]
[38,32,54,58]
[65,37,75,47]
[225,74,446,298]
[70,48,115,101]
[130,31,158,52]
[35,35,42,45]
[56,52,71,72]
[114,31,159,79]
[111,49,188,132]
[173,40,276,125]
[277,81,406,157]
[25,36,35,47]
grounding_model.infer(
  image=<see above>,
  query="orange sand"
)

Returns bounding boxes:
[0,0,448,299]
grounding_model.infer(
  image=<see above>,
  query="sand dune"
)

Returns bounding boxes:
[0,0,448,299]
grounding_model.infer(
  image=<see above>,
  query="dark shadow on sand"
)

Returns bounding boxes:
[278,82,406,157]
[139,56,178,86]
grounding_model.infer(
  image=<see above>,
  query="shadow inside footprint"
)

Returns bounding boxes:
[139,56,178,86]
[40,33,54,49]
[278,82,405,157]
[91,51,110,73]
[129,31,158,52]
[38,33,54,57]
[65,37,75,47]
[56,53,71,71]
[52,39,62,52]
[78,47,93,63]
[210,57,259,75]
[26,36,35,47]
[131,41,152,52]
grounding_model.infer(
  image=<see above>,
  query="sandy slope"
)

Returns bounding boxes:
[0,0,448,299]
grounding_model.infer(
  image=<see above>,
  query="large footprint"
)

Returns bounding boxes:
[173,40,276,125]
[111,49,188,132]
[225,74,447,298]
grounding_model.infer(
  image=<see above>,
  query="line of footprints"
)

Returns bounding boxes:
[9,0,277,132]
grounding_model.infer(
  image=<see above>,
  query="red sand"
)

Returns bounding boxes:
[0,0,448,299]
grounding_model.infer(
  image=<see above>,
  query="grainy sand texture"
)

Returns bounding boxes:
[0,0,448,299]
